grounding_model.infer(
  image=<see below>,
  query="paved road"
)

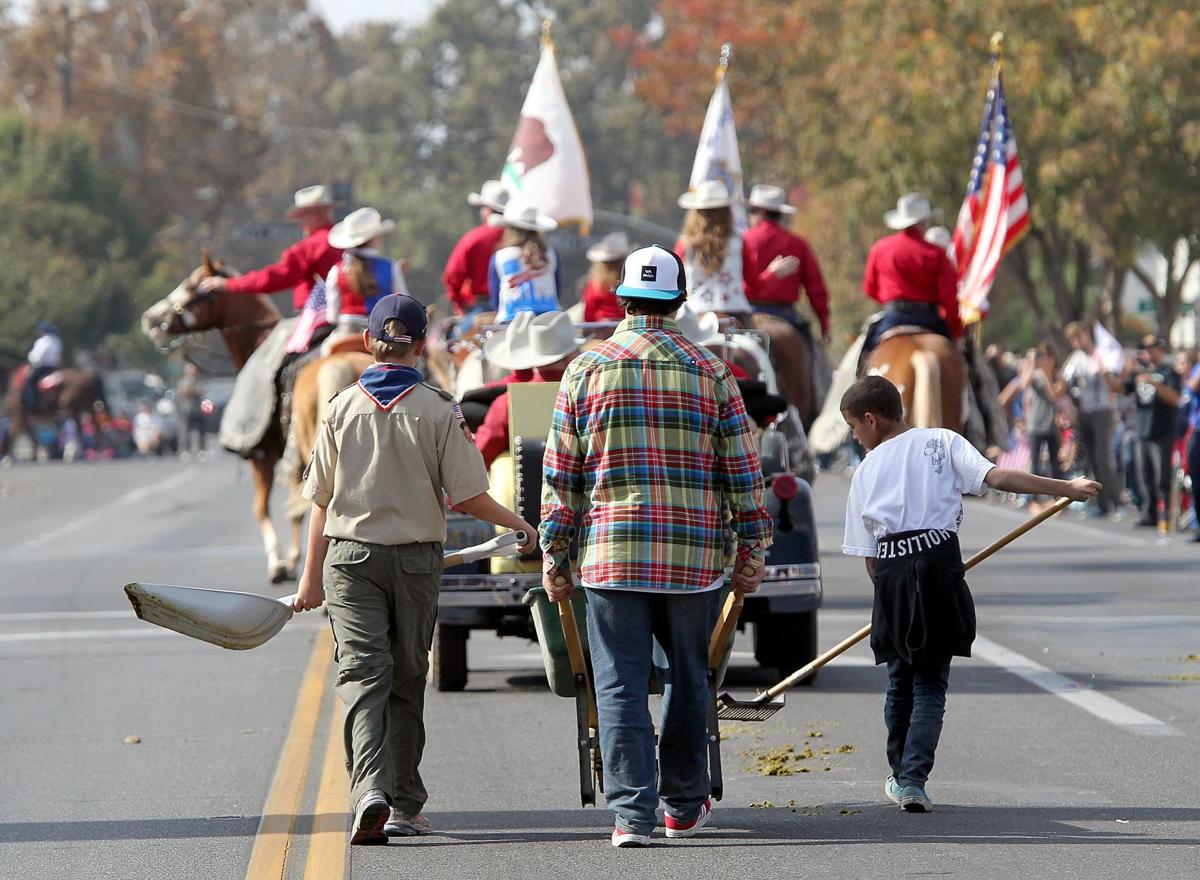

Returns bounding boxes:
[1,456,1197,879]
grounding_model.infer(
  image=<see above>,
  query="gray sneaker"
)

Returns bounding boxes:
[351,790,390,845]
[898,785,933,812]
[884,775,904,805]
[385,809,432,837]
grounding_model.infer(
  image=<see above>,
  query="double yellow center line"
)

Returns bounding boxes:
[244,629,351,880]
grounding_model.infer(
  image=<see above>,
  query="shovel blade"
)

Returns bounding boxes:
[715,691,786,723]
[124,582,293,650]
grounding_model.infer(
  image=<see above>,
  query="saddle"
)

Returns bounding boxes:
[877,324,933,344]
[219,317,303,458]
[37,371,64,391]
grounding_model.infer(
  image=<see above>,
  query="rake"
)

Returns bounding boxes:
[716,497,1072,722]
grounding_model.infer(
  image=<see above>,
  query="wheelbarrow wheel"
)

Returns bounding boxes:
[430,623,468,692]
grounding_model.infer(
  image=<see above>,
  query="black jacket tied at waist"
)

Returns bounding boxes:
[870,528,975,667]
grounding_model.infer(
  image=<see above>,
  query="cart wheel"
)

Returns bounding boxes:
[430,623,468,692]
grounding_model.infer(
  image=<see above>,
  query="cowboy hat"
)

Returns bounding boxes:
[747,184,797,215]
[328,207,396,250]
[483,311,579,371]
[285,185,338,219]
[586,231,636,263]
[924,225,952,250]
[468,179,510,212]
[678,179,734,211]
[884,192,939,230]
[488,195,558,232]
[674,304,722,347]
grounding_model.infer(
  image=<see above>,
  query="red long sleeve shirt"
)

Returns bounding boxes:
[863,228,963,338]
[742,220,831,335]
[443,223,505,315]
[581,279,625,323]
[224,225,341,311]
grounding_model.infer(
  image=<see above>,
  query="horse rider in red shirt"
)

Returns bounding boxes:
[443,179,509,319]
[581,232,635,323]
[861,191,962,354]
[198,186,343,320]
[474,311,580,468]
[742,184,831,343]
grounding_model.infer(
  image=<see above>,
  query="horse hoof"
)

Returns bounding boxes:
[269,567,289,584]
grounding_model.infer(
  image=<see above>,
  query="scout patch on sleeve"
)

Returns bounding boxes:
[453,402,474,442]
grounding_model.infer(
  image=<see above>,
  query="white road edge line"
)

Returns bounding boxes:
[973,635,1182,737]
[15,466,199,552]
[0,610,132,621]
[0,624,325,644]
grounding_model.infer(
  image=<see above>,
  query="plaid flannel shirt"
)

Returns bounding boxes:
[540,315,772,592]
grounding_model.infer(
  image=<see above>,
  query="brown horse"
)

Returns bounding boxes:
[141,256,303,582]
[747,313,817,428]
[866,331,965,429]
[3,365,106,451]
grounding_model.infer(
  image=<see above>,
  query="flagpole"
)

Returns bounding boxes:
[542,19,554,51]
[715,42,732,84]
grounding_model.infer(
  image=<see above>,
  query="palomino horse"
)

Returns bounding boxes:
[141,256,301,582]
[866,331,965,429]
[3,366,106,450]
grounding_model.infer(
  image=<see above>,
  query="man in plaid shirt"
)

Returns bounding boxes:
[540,245,772,848]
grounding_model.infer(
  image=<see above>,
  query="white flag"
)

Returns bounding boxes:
[1093,321,1126,374]
[688,76,746,228]
[501,40,592,231]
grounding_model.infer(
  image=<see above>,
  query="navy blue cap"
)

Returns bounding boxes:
[368,294,428,343]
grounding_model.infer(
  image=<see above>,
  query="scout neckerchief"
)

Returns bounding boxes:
[356,363,423,411]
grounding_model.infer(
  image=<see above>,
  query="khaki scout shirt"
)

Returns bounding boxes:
[302,379,490,545]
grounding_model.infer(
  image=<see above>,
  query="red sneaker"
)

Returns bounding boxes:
[610,827,651,848]
[664,799,713,838]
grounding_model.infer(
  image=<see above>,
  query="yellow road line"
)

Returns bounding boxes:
[303,708,350,880]
[245,628,333,880]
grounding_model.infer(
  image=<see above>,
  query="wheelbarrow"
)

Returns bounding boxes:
[522,583,742,806]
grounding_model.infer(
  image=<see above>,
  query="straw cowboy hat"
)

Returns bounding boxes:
[884,192,939,230]
[747,184,797,215]
[678,179,734,211]
[285,185,339,219]
[586,231,637,263]
[488,195,558,232]
[483,311,579,371]
[468,179,509,212]
[674,304,722,346]
[328,207,396,250]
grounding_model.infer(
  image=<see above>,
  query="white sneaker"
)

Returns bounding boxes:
[351,790,390,845]
[611,827,651,847]
[385,809,432,836]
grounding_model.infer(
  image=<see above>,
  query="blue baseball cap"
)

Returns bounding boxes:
[614,245,688,301]
[368,294,428,342]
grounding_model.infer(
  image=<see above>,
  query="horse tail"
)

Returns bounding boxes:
[910,348,942,428]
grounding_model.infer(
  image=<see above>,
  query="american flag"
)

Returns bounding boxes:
[285,276,331,354]
[952,69,1030,318]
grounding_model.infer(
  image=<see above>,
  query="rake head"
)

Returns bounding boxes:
[715,691,786,723]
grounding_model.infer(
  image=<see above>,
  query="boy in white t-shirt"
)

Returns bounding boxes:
[839,376,1099,813]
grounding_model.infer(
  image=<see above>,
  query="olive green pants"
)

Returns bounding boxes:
[323,539,442,813]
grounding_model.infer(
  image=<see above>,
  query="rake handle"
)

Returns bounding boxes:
[763,496,1072,699]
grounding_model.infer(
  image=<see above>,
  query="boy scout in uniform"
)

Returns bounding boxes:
[294,293,535,845]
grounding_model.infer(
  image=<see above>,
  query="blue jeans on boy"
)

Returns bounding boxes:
[584,587,720,835]
[885,658,952,788]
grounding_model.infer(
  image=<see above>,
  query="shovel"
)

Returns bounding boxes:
[125,531,526,650]
[716,497,1073,722]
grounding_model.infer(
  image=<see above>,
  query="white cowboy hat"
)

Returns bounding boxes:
[586,231,636,263]
[328,207,396,249]
[285,185,338,218]
[488,195,558,232]
[678,179,734,211]
[468,179,509,212]
[884,192,938,230]
[483,311,579,371]
[674,304,722,347]
[747,184,797,215]
[924,225,952,250]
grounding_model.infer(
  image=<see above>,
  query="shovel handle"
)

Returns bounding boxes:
[708,589,744,669]
[764,496,1073,699]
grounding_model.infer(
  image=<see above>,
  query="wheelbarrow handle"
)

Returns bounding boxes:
[557,596,597,728]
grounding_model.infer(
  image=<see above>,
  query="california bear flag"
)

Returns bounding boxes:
[501,28,592,231]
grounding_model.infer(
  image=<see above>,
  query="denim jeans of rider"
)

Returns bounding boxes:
[884,658,952,789]
[584,587,720,835]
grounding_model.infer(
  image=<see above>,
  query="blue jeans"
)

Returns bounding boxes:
[864,307,951,354]
[884,658,951,789]
[584,587,720,834]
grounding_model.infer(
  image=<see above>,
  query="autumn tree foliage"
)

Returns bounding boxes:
[634,0,1200,343]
